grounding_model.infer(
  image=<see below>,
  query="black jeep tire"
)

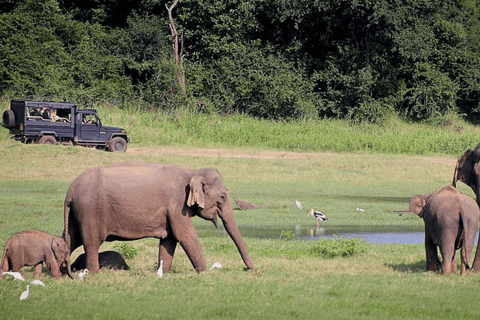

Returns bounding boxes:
[2,110,15,128]
[38,135,57,145]
[107,137,127,152]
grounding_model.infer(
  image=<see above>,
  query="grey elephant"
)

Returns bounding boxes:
[0,230,72,278]
[408,192,433,215]
[415,186,479,275]
[71,251,129,271]
[63,161,254,274]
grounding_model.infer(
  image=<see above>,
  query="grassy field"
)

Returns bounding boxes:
[2,103,480,319]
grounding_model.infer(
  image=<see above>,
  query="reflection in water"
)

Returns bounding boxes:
[196,224,480,244]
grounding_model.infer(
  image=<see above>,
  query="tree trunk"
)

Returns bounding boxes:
[166,0,186,94]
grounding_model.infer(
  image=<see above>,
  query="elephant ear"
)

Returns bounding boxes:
[453,149,475,189]
[52,239,65,260]
[187,176,205,208]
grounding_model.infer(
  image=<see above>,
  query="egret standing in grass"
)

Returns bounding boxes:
[295,201,303,210]
[20,284,30,301]
[77,269,88,281]
[356,207,365,212]
[2,271,25,281]
[157,260,164,278]
[307,209,328,229]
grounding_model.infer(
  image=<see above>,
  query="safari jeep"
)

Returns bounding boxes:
[2,100,129,152]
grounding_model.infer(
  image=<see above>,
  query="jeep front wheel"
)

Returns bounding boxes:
[107,137,127,152]
[38,135,57,145]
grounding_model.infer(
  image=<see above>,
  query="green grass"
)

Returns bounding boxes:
[2,102,480,319]
[3,99,478,155]
[98,107,480,155]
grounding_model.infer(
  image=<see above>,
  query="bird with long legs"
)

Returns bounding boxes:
[307,209,328,229]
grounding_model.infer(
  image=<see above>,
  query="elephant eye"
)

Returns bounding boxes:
[217,193,227,205]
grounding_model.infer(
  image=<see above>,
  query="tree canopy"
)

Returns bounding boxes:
[1,0,480,122]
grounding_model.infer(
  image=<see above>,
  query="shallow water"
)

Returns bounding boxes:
[196,224,480,244]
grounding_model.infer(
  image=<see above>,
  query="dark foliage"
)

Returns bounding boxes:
[1,0,480,121]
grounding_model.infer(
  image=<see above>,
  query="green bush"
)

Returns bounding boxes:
[308,236,367,258]
[280,230,296,241]
[113,242,139,259]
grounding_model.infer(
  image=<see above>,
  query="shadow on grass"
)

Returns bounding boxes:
[387,260,425,273]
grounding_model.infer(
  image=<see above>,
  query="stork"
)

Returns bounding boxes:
[307,209,328,229]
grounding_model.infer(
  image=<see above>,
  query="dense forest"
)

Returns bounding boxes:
[1,0,480,122]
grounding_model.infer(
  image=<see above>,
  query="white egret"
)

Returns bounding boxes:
[157,260,164,278]
[308,209,329,229]
[30,280,46,287]
[210,263,222,270]
[77,269,88,281]
[295,201,303,210]
[356,207,365,212]
[20,285,30,301]
[2,271,25,281]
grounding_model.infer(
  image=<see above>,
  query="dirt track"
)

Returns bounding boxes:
[128,146,457,165]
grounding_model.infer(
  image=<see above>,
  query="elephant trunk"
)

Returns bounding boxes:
[66,259,73,279]
[219,196,254,270]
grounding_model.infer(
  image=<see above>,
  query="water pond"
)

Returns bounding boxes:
[196,224,480,244]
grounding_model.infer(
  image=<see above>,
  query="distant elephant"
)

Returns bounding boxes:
[63,161,254,274]
[416,186,479,275]
[71,251,129,271]
[0,230,72,279]
[408,193,433,215]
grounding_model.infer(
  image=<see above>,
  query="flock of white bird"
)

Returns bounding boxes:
[2,272,46,301]
[5,259,223,300]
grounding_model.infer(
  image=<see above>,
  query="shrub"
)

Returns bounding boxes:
[280,230,296,241]
[308,236,367,258]
[113,242,139,259]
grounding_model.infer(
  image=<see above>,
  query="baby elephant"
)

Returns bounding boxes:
[71,251,130,271]
[0,230,72,279]
[415,186,479,275]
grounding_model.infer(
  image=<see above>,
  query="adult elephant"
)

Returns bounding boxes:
[63,161,254,274]
[452,143,480,204]
[416,186,479,275]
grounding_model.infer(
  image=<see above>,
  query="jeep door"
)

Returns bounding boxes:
[79,113,101,140]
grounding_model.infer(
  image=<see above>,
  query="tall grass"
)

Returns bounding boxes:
[2,100,480,155]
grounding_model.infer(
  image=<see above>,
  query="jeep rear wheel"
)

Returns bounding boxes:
[108,137,127,152]
[2,110,15,128]
[38,135,57,145]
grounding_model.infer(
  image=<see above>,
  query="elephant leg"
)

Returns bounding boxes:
[33,263,43,277]
[440,247,456,275]
[175,228,206,272]
[425,231,440,272]
[159,236,177,273]
[451,252,458,274]
[84,244,101,273]
[45,253,62,278]
[471,242,480,272]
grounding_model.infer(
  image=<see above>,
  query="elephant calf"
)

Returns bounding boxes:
[0,230,72,279]
[415,186,479,275]
[71,251,129,271]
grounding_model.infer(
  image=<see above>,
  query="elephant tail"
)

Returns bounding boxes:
[63,189,73,252]
[0,238,11,276]
[459,210,475,271]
